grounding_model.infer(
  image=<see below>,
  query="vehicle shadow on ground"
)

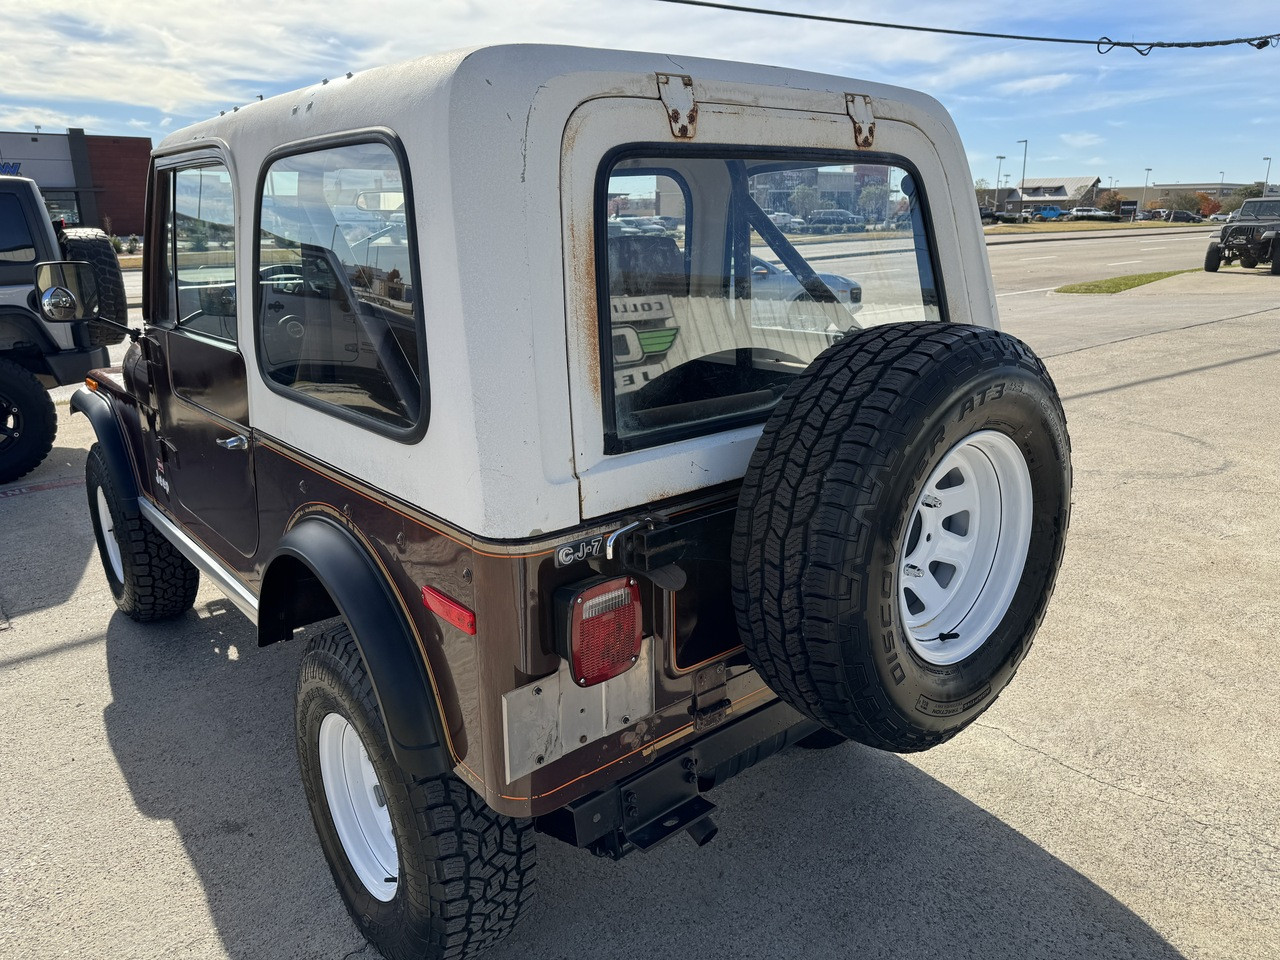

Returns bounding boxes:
[0,444,93,619]
[103,610,1184,960]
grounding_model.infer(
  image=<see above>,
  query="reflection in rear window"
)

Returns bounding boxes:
[600,154,940,450]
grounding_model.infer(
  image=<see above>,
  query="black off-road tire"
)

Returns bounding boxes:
[1270,252,1280,276]
[1204,242,1222,273]
[1240,251,1259,269]
[0,358,57,484]
[86,443,199,620]
[732,323,1072,753]
[296,625,536,960]
[61,228,129,346]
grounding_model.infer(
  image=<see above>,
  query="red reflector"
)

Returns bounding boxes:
[421,584,476,635]
[568,577,642,687]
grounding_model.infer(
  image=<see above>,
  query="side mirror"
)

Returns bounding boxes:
[35,261,99,322]
[752,265,769,277]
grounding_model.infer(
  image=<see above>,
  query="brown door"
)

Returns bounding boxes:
[150,158,259,560]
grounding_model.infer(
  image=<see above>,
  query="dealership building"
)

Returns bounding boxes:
[0,128,151,235]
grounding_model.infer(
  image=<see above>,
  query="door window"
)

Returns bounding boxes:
[0,193,36,263]
[159,163,238,343]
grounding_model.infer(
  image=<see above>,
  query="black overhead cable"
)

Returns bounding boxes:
[652,0,1280,55]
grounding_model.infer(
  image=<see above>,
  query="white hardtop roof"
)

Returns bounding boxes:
[159,43,949,152]
[149,44,977,540]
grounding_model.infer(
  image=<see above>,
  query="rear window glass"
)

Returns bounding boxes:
[599,153,941,450]
[0,193,36,263]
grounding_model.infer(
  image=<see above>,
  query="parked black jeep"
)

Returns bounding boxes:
[1204,198,1280,273]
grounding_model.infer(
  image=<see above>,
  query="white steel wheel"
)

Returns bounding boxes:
[899,430,1033,666]
[318,712,399,902]
[95,486,125,583]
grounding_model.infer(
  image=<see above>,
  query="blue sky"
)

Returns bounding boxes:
[3,1,1277,189]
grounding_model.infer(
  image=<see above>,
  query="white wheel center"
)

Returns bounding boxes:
[318,713,399,901]
[898,430,1033,666]
[96,487,125,584]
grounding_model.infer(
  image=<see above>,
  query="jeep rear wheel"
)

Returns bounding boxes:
[296,625,536,960]
[61,228,129,346]
[1240,252,1259,269]
[1204,242,1222,273]
[732,323,1072,752]
[0,358,57,485]
[86,443,199,620]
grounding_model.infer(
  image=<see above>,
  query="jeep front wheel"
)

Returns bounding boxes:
[732,323,1072,753]
[1204,242,1222,273]
[86,443,199,619]
[0,358,57,485]
[296,625,536,960]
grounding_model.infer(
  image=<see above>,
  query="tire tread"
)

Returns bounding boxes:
[732,322,1069,753]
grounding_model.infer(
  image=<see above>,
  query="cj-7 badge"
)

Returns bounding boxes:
[554,534,605,567]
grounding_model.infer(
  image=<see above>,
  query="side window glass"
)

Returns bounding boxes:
[168,164,237,342]
[0,193,36,263]
[601,155,940,449]
[256,142,422,432]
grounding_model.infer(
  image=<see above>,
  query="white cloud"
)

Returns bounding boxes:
[1060,131,1104,148]
[0,104,104,131]
[996,73,1075,95]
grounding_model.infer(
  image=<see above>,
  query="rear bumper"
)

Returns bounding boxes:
[535,698,820,858]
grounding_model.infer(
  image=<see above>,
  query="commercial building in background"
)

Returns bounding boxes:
[0,128,151,235]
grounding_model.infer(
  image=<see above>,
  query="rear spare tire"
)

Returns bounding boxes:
[61,228,129,346]
[0,358,57,484]
[732,323,1071,753]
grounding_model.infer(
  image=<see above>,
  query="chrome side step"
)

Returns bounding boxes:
[138,498,259,624]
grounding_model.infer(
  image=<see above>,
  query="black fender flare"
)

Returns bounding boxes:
[264,516,453,778]
[70,386,139,512]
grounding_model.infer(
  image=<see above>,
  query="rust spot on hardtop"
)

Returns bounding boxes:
[567,216,601,402]
[657,73,697,139]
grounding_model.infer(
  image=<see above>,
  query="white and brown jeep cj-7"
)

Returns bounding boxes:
[35,44,1071,960]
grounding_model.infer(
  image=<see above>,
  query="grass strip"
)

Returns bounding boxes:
[1055,269,1195,294]
[986,220,1209,235]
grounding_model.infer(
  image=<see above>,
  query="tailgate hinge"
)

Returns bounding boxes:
[845,93,876,149]
[657,73,698,139]
[691,662,730,731]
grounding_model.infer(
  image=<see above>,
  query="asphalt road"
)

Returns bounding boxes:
[4,241,1278,959]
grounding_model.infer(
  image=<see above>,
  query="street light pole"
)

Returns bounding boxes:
[994,155,1005,208]
[1137,167,1151,221]
[1016,140,1028,217]
[1265,157,1272,195]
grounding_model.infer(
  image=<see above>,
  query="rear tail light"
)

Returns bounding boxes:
[555,576,643,687]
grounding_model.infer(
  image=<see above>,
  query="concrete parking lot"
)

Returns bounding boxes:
[1,244,1277,959]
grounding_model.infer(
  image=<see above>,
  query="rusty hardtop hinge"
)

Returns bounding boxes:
[656,73,698,139]
[845,93,876,149]
[691,662,731,731]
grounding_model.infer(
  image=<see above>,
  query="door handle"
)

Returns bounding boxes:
[216,435,249,451]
